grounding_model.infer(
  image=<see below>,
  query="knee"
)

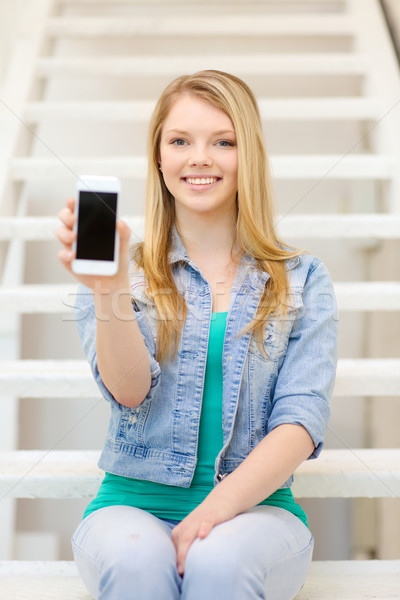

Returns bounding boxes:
[97,535,179,596]
[110,531,176,574]
[184,532,243,580]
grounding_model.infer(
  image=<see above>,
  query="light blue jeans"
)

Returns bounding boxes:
[72,505,314,600]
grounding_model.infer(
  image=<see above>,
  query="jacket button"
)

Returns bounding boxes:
[217,473,227,481]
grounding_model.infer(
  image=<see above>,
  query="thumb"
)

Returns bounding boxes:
[116,220,132,276]
[117,219,132,245]
[198,521,213,539]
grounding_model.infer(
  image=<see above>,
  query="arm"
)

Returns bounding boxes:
[171,424,313,575]
[203,423,314,514]
[93,279,152,408]
[57,197,152,407]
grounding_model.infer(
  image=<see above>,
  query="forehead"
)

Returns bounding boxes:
[162,93,234,132]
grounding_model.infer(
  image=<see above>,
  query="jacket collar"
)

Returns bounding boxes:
[168,225,191,264]
[286,254,301,271]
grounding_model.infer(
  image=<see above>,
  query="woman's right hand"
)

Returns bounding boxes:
[55,197,132,291]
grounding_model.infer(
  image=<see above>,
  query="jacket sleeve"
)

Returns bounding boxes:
[267,258,338,459]
[73,283,161,405]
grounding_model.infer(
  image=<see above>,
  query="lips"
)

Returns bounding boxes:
[183,176,220,185]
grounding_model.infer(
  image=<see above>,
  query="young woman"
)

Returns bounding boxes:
[57,70,338,600]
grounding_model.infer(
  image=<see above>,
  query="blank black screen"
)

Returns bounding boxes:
[76,191,117,261]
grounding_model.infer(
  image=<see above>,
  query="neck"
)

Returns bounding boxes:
[175,208,239,260]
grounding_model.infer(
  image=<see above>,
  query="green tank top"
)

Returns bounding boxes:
[83,312,308,528]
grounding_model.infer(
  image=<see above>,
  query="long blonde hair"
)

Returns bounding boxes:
[134,70,301,362]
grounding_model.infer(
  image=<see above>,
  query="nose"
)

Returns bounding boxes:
[188,143,213,167]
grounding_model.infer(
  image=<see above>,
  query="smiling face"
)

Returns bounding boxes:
[158,93,238,222]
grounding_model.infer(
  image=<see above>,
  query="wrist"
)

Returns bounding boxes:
[204,482,238,520]
[93,281,134,322]
[91,277,130,296]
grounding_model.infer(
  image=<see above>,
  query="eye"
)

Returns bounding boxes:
[216,140,235,147]
[171,138,187,146]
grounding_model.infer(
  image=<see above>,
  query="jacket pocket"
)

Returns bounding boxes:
[248,288,304,362]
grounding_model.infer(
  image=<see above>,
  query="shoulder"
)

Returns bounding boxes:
[285,252,336,316]
[286,251,331,287]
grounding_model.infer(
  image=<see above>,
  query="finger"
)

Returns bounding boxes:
[177,546,187,576]
[176,534,196,576]
[66,197,76,212]
[57,248,75,270]
[55,225,76,247]
[58,206,75,229]
[117,220,132,246]
[198,521,213,539]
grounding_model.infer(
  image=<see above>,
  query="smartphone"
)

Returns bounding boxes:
[72,175,120,276]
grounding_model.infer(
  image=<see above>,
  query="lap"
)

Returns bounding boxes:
[71,505,313,600]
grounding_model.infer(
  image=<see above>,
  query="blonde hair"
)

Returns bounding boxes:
[133,70,301,362]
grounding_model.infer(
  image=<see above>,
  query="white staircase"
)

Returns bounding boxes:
[0,0,399,597]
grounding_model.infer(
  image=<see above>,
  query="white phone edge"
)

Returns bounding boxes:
[72,175,121,276]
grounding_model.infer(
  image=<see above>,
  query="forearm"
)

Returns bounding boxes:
[206,424,315,517]
[94,282,151,407]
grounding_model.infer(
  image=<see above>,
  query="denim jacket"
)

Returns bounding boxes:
[75,228,338,489]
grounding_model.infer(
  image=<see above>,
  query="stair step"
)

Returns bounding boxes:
[0,561,91,600]
[23,97,383,123]
[46,15,354,37]
[333,282,400,311]
[0,359,398,398]
[293,448,400,499]
[1,282,399,313]
[0,216,145,240]
[24,100,156,123]
[297,560,400,600]
[0,217,66,240]
[334,359,400,396]
[10,155,395,180]
[1,214,400,241]
[36,54,367,78]
[0,560,397,600]
[0,284,77,314]
[59,0,347,9]
[1,449,399,499]
[0,450,102,499]
[0,559,397,600]
[274,214,400,239]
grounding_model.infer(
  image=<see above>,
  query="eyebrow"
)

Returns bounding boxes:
[165,129,236,136]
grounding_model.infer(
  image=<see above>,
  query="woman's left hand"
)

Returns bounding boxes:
[171,498,235,576]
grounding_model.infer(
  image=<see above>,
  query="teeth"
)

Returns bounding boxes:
[186,177,218,185]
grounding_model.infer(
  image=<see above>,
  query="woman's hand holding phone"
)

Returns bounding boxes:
[56,180,151,408]
[56,197,131,292]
